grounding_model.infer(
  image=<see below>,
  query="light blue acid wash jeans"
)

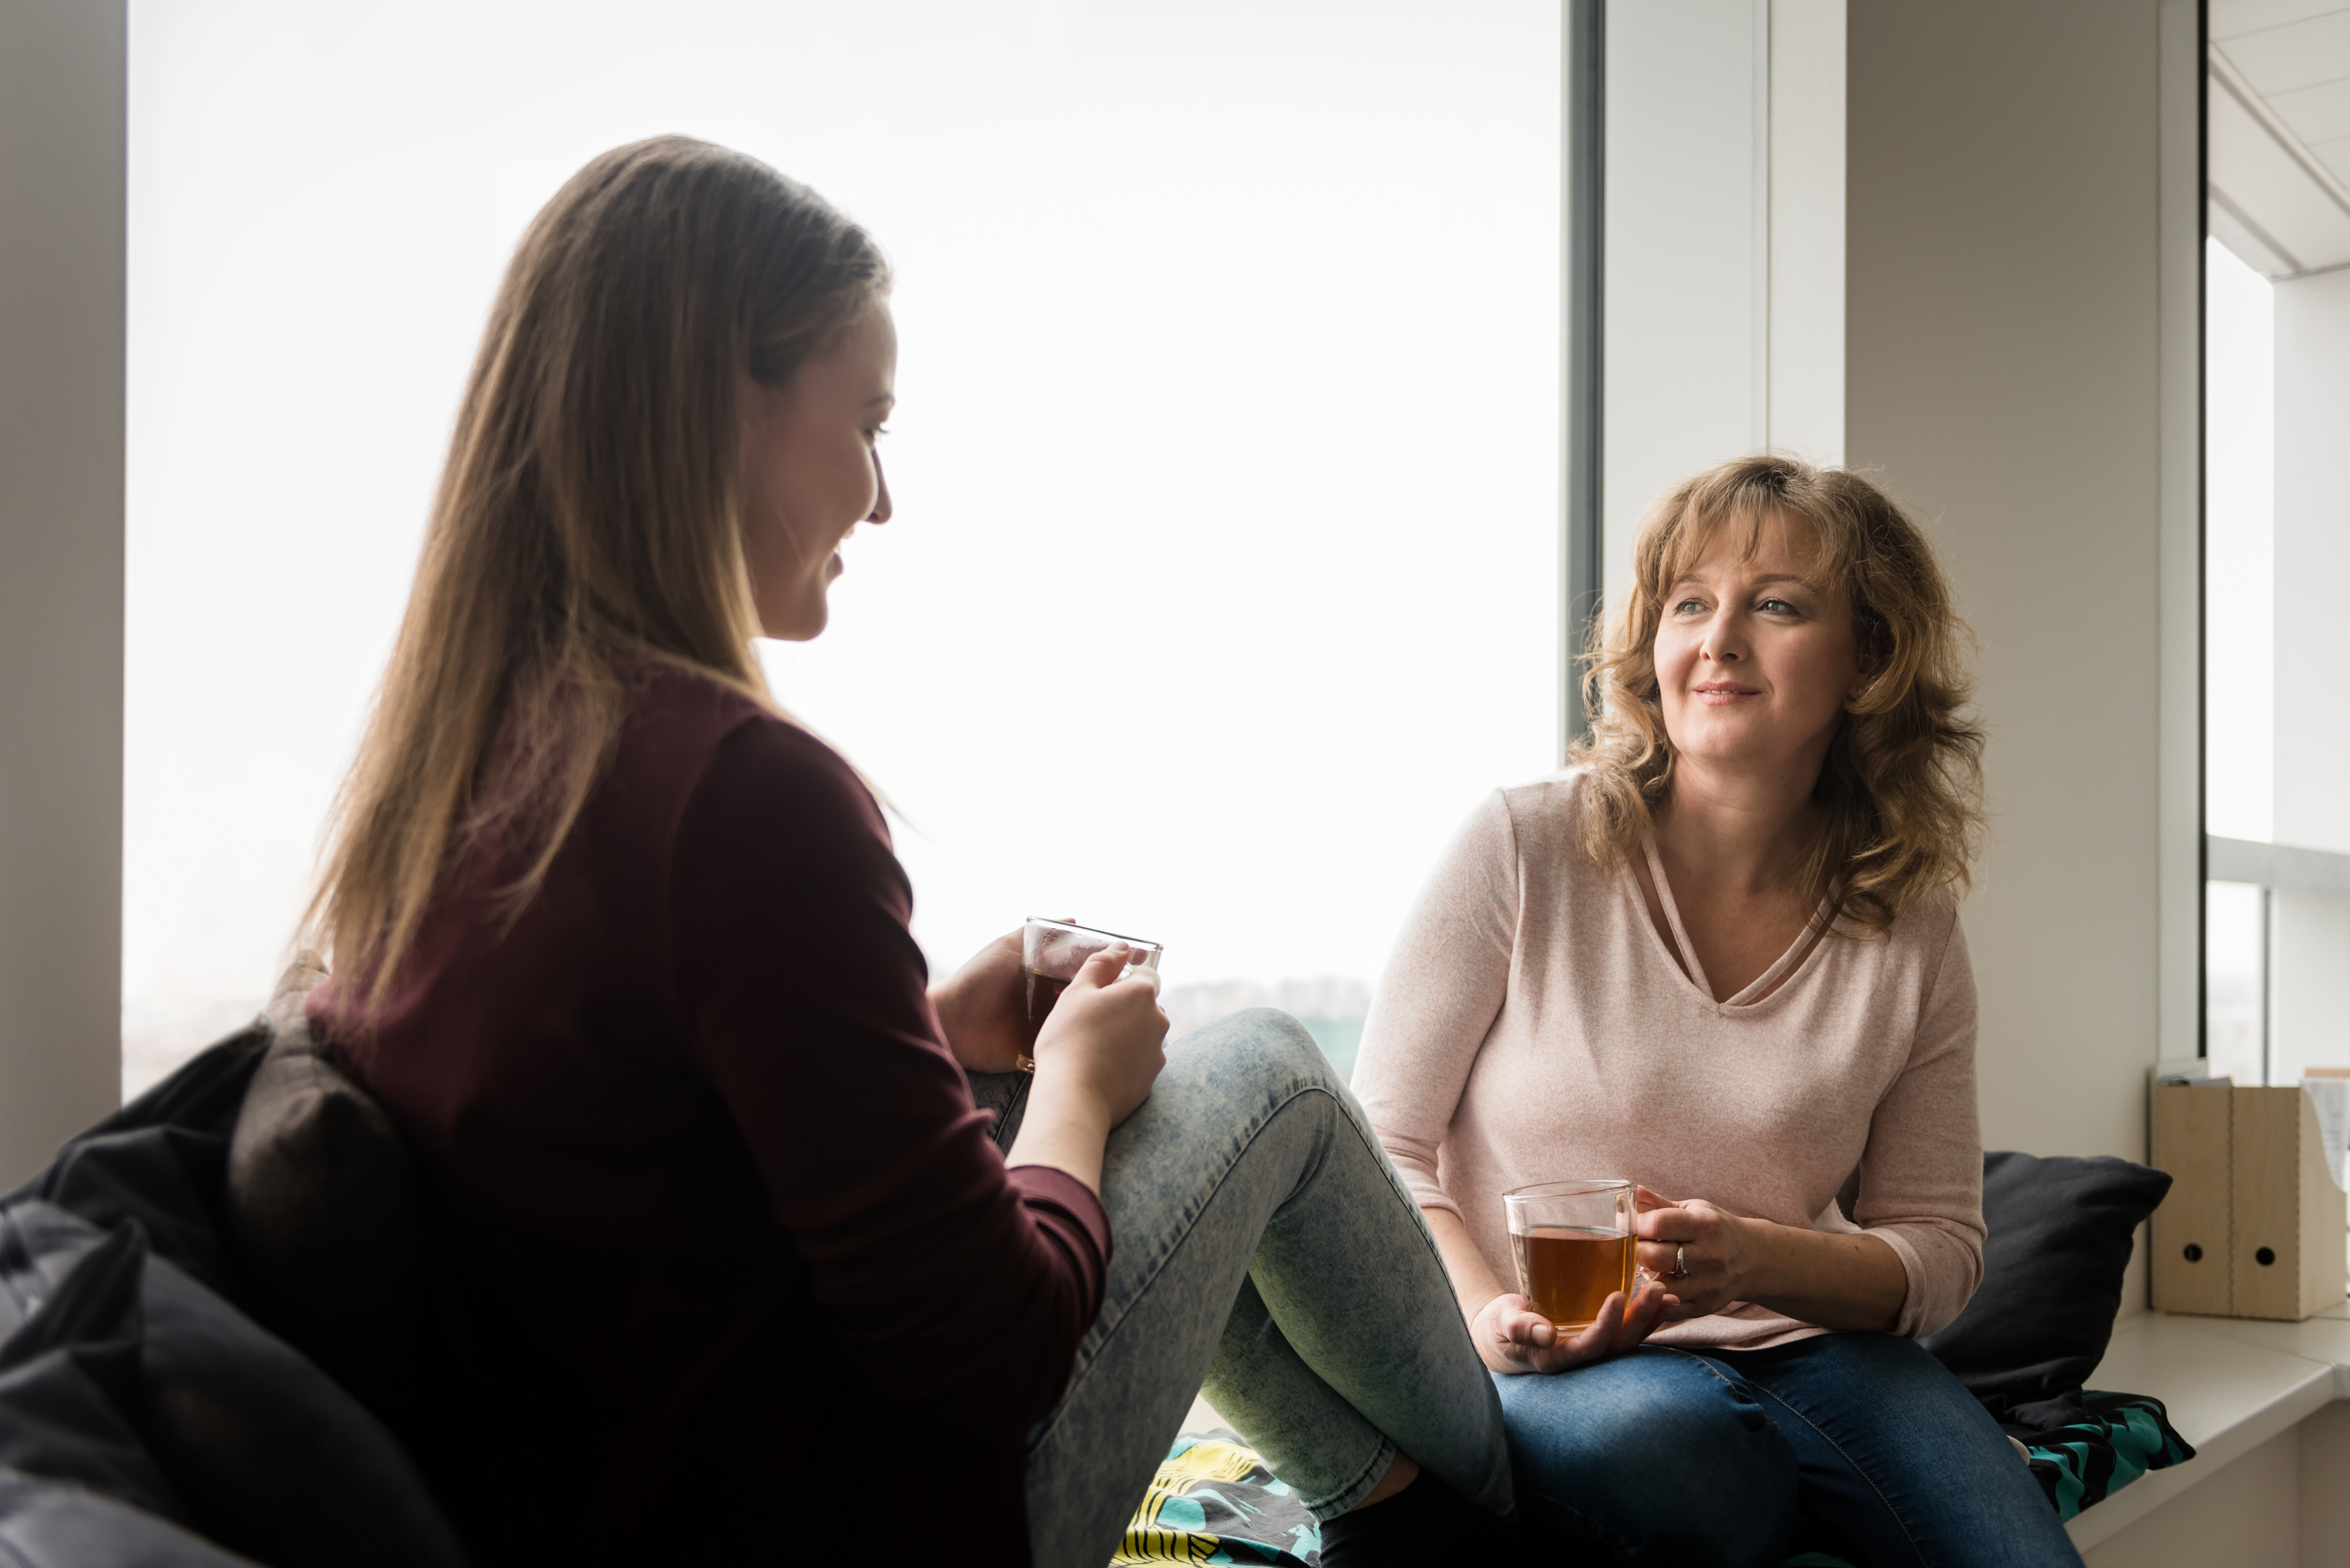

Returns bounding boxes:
[968,1008,1512,1568]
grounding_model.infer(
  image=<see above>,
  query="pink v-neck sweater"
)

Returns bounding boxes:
[1351,771,1985,1349]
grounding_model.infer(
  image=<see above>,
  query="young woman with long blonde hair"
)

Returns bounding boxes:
[1353,456,2084,1566]
[301,136,1518,1567]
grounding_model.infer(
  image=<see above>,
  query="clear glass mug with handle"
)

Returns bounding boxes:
[1502,1178,1637,1331]
[1016,918,1163,1072]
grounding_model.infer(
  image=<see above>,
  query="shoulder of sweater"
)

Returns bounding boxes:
[627,663,771,738]
[1490,766,1601,857]
[622,667,877,835]
[1892,884,1966,938]
[1829,883,1966,962]
[1492,763,1593,820]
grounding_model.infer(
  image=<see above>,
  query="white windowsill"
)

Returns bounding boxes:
[2064,1302,2350,1550]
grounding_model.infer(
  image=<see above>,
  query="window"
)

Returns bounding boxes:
[2200,14,2350,1087]
[2202,237,2274,1085]
[123,4,1563,1091]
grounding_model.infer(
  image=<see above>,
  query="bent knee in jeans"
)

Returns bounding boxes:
[1175,1006,1338,1092]
[1496,1348,1797,1566]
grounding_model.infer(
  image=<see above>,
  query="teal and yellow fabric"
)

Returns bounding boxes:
[1112,1433,1318,1566]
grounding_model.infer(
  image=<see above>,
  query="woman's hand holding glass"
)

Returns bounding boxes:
[928,927,1032,1073]
[1028,944,1168,1126]
[1469,1281,1673,1376]
[1634,1185,1763,1321]
[1002,944,1168,1197]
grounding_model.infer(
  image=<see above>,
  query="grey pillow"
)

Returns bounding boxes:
[223,966,426,1434]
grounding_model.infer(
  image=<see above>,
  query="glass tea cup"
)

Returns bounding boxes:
[1016,918,1164,1072]
[1502,1178,1637,1331]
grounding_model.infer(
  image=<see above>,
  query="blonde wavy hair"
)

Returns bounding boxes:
[1569,454,1985,935]
[306,136,890,1020]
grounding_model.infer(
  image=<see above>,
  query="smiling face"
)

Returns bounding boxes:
[738,300,897,640]
[1651,509,1867,788]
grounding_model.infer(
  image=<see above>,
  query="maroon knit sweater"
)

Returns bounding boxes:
[310,669,1108,1565]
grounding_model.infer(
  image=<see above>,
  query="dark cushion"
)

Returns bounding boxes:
[0,1217,264,1562]
[1921,1150,2174,1413]
[224,1004,427,1432]
[2,1201,463,1568]
[0,1220,189,1524]
[5,1032,266,1302]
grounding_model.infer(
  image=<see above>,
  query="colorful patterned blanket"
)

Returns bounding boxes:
[1110,1433,1318,1566]
[1114,1391,2194,1566]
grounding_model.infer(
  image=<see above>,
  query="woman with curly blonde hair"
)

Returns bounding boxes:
[1354,455,2081,1566]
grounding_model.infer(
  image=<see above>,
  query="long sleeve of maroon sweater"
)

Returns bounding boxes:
[323,673,1107,1565]
[667,710,1111,1404]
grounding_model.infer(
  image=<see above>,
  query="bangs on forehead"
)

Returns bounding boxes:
[1654,490,1849,597]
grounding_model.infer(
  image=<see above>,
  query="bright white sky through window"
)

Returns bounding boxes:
[124,2,1562,1092]
[2201,235,2275,1085]
[2202,236,2274,847]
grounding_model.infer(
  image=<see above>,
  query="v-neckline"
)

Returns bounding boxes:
[1636,834,1833,1009]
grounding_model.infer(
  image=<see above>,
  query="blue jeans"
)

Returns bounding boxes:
[971,1009,1512,1568]
[1496,1335,2082,1567]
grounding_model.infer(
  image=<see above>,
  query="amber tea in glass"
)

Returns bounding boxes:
[1503,1178,1636,1331]
[1016,918,1163,1071]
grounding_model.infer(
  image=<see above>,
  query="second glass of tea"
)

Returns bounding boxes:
[1017,918,1163,1072]
[1502,1178,1637,1332]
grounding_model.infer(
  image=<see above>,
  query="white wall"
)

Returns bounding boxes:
[1602,0,1845,609]
[1845,0,2202,1163]
[1603,0,1761,612]
[0,2,128,1183]
[1604,1,2200,1160]
[2079,1405,2350,1568]
[2081,1425,2300,1567]
[1767,0,1847,466]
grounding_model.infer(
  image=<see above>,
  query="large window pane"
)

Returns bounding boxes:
[2203,236,2274,845]
[2206,880,2267,1086]
[125,4,1562,1091]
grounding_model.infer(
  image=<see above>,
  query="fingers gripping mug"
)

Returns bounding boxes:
[1502,1178,1637,1331]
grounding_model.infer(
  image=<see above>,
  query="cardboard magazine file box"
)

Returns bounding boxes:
[2151,1084,2349,1321]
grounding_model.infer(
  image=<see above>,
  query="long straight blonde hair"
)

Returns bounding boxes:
[307,136,890,1019]
[1570,454,1985,935]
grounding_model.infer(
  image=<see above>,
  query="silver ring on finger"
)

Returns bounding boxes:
[1668,1243,1688,1279]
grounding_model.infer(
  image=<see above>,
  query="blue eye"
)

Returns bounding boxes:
[1758,597,1797,615]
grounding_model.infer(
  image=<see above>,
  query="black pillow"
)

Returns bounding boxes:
[0,1220,189,1525]
[2,1201,464,1568]
[4,1032,266,1303]
[223,1008,427,1433]
[1920,1150,2173,1414]
[27,1128,246,1303]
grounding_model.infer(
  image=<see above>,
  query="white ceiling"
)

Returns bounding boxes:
[2210,0,2350,276]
